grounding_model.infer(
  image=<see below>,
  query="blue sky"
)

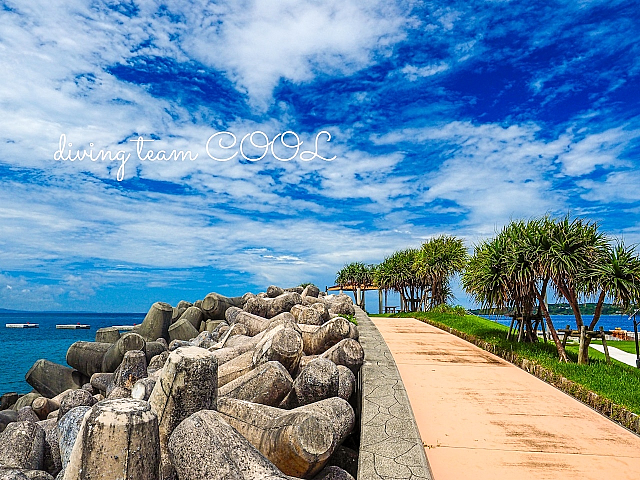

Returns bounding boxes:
[0,0,639,311]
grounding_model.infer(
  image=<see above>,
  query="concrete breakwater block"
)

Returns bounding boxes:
[112,350,147,390]
[95,327,121,344]
[244,292,303,319]
[35,419,60,477]
[148,346,218,480]
[217,325,303,387]
[66,342,112,378]
[25,361,85,399]
[131,377,157,401]
[63,399,160,480]
[280,358,339,409]
[132,302,173,342]
[0,421,45,470]
[1,287,366,480]
[218,361,293,406]
[217,396,355,477]
[57,406,91,471]
[57,390,96,420]
[102,333,146,373]
[168,318,200,342]
[0,410,18,433]
[168,409,292,480]
[299,318,353,355]
[0,468,54,480]
[202,292,245,320]
[178,306,204,330]
[168,410,355,480]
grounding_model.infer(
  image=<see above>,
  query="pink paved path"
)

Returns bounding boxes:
[371,316,640,480]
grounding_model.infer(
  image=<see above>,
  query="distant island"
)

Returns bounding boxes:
[469,303,626,316]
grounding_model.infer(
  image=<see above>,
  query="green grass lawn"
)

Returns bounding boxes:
[592,340,639,355]
[388,311,640,415]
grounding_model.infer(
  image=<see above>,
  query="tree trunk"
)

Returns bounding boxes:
[589,290,607,330]
[536,291,570,362]
[577,325,589,365]
[524,316,537,343]
[557,280,583,328]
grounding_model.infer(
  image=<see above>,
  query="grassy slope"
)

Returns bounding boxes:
[385,311,640,415]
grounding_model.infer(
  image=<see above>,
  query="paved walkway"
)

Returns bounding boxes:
[590,343,638,367]
[371,316,640,480]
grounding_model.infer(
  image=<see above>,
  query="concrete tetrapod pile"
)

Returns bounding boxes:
[0,285,363,480]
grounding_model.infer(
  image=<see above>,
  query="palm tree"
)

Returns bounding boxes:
[415,235,467,310]
[463,219,570,361]
[374,249,424,312]
[577,242,640,363]
[335,262,374,307]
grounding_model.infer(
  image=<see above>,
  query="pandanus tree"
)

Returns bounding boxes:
[374,248,425,312]
[415,235,468,310]
[535,216,614,364]
[335,262,374,307]
[465,215,640,364]
[578,242,640,363]
[463,219,570,362]
[373,236,467,312]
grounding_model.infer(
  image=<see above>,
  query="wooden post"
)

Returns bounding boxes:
[356,287,362,308]
[600,326,611,365]
[561,325,570,349]
[378,289,383,315]
[578,325,587,365]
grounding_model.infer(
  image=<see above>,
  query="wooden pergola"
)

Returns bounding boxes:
[326,284,389,314]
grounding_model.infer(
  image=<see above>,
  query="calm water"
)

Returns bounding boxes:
[0,312,144,394]
[481,314,638,333]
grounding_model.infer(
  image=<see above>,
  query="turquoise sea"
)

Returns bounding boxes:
[0,312,145,394]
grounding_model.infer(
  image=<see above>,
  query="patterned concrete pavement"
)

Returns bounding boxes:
[371,315,640,480]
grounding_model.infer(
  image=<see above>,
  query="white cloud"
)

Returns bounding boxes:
[578,171,640,203]
[180,0,409,108]
[373,121,640,236]
[555,128,631,176]
[402,62,450,81]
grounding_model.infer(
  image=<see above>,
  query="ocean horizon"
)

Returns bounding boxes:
[0,312,145,394]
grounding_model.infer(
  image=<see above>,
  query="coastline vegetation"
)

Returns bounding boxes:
[348,215,640,365]
[335,235,467,312]
[463,215,640,364]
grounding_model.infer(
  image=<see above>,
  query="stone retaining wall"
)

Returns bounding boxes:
[355,308,433,480]
[418,316,640,436]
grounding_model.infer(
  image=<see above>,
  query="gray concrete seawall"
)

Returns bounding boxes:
[354,307,433,480]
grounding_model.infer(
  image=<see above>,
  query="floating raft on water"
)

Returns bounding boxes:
[5,323,39,328]
[56,324,91,329]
